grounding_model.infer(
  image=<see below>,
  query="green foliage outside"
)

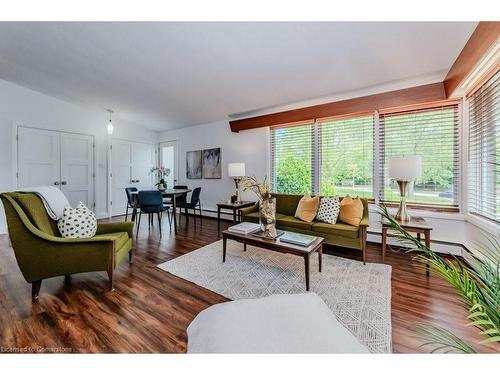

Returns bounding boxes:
[276,156,311,195]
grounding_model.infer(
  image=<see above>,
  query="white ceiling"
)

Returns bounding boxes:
[0,22,477,130]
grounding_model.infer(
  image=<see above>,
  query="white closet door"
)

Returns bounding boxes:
[112,140,132,216]
[18,127,61,188]
[131,142,155,189]
[60,133,94,209]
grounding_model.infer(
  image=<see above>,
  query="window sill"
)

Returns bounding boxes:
[466,214,500,234]
[368,203,466,221]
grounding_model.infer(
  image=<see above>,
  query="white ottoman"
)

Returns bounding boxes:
[187,293,369,353]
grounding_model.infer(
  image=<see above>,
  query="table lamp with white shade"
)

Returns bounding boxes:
[228,163,246,203]
[388,156,422,222]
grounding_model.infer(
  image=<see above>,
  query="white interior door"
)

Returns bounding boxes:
[160,140,178,188]
[18,127,61,188]
[131,142,155,190]
[111,139,132,216]
[60,133,94,208]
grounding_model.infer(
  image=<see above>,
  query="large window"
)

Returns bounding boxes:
[319,115,374,198]
[270,106,460,208]
[271,116,375,198]
[271,123,314,195]
[468,70,500,223]
[379,105,460,206]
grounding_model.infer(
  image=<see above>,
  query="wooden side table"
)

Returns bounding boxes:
[217,201,256,234]
[381,216,432,276]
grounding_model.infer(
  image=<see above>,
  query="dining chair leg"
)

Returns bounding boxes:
[157,212,162,238]
[167,209,172,228]
[125,205,129,221]
[148,214,151,230]
[199,203,203,226]
[136,213,142,238]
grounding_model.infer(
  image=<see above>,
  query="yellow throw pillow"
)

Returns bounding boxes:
[295,195,320,222]
[339,196,364,227]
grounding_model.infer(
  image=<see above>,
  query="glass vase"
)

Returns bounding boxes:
[259,197,277,239]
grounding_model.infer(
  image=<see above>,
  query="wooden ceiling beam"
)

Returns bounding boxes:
[444,21,500,98]
[229,83,446,132]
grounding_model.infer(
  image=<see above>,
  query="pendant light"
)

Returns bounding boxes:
[106,109,114,135]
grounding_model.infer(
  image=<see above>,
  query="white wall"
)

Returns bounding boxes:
[159,120,269,215]
[0,79,158,233]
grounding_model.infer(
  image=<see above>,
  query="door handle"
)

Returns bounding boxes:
[61,181,67,185]
[54,181,60,186]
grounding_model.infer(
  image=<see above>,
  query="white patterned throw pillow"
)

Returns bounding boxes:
[316,196,340,224]
[57,202,97,238]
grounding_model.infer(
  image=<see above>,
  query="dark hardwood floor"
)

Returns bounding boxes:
[0,214,493,353]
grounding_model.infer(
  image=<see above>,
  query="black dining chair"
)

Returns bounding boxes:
[136,190,171,238]
[177,187,202,227]
[125,187,138,221]
[164,185,188,211]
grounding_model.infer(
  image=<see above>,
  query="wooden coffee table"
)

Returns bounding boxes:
[221,230,324,291]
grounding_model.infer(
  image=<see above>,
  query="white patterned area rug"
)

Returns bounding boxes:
[158,239,392,353]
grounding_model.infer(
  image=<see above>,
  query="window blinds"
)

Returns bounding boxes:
[379,105,460,206]
[318,115,374,198]
[468,70,500,223]
[270,123,315,195]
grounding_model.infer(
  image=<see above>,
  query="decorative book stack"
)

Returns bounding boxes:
[227,222,261,235]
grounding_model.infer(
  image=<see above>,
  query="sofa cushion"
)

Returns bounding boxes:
[316,196,340,224]
[339,196,364,227]
[272,194,304,216]
[277,216,313,230]
[9,192,59,236]
[93,231,129,250]
[295,195,320,222]
[311,222,359,239]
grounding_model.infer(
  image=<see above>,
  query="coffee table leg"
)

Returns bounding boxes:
[319,244,322,272]
[304,254,310,291]
[243,243,247,252]
[223,236,227,262]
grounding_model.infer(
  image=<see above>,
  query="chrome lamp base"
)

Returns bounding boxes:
[233,177,241,204]
[395,179,411,222]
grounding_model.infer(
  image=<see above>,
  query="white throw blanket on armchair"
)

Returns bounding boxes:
[20,186,71,220]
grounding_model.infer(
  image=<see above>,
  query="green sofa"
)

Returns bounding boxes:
[240,193,369,263]
[0,192,134,299]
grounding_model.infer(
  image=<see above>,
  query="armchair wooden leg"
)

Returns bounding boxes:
[129,249,133,263]
[107,269,114,291]
[32,280,42,300]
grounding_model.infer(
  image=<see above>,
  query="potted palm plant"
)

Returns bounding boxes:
[379,205,499,353]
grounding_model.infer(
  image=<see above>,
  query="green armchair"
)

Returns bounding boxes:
[0,192,134,299]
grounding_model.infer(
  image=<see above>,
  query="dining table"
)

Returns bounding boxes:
[130,188,192,234]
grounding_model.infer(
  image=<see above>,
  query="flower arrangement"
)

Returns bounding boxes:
[241,176,277,238]
[240,176,272,200]
[149,166,171,189]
